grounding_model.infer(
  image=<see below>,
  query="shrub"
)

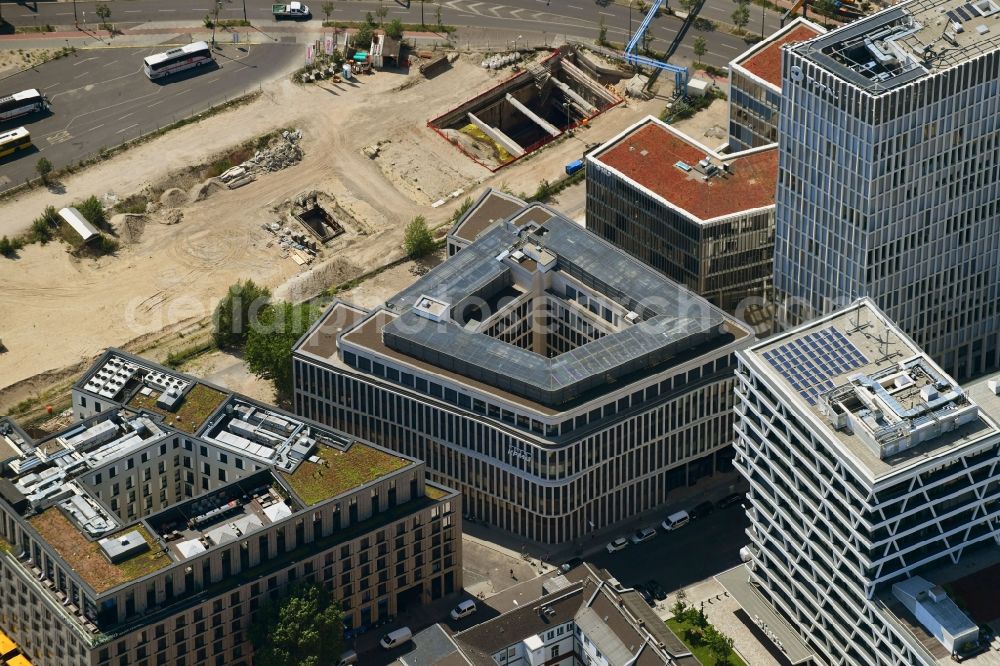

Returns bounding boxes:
[213,280,272,349]
[76,195,108,230]
[403,216,435,258]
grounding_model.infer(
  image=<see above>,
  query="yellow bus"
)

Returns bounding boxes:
[0,127,31,158]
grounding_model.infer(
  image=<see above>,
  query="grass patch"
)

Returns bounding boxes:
[282,442,409,505]
[28,512,169,593]
[164,341,216,369]
[217,19,251,27]
[128,383,227,434]
[666,616,747,666]
[113,194,149,215]
[526,169,586,204]
[425,485,448,500]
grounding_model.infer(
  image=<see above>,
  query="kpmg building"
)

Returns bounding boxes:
[773,0,1000,380]
[293,203,754,543]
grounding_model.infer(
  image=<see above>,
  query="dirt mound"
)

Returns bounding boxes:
[113,213,147,244]
[190,179,227,202]
[159,188,188,207]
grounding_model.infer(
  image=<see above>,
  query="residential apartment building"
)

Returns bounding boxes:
[0,351,460,666]
[294,204,754,543]
[444,563,700,666]
[586,116,778,313]
[773,0,1000,380]
[731,298,1000,665]
[728,18,825,151]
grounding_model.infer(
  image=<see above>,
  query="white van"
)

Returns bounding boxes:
[450,599,477,620]
[337,649,358,666]
[379,626,413,649]
[661,510,690,531]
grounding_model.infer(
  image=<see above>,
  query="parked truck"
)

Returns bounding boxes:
[272,2,311,19]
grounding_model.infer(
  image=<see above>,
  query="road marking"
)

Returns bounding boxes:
[158,8,177,12]
[599,11,615,16]
[124,9,142,13]
[147,100,166,108]
[174,88,192,96]
[73,57,99,67]
[115,123,139,135]
[717,43,740,51]
[568,4,582,8]
[56,12,72,16]
[46,130,72,145]
[118,112,134,121]
[74,71,90,79]
[86,124,105,132]
[101,59,119,68]
[206,76,222,84]
[43,82,61,90]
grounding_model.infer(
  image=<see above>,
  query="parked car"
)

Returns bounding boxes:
[337,649,358,666]
[635,584,655,606]
[630,527,657,544]
[646,579,667,601]
[661,510,690,531]
[560,557,583,573]
[690,500,715,520]
[450,599,478,620]
[606,537,629,553]
[379,627,413,650]
[717,493,743,509]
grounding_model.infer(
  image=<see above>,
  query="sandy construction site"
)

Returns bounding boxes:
[0,51,673,413]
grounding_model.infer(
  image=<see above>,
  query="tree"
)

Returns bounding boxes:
[95,3,111,29]
[245,301,320,397]
[693,35,707,60]
[376,0,388,26]
[76,195,108,229]
[731,2,750,30]
[364,11,376,27]
[670,588,688,619]
[0,236,15,258]
[403,216,435,258]
[436,0,443,27]
[385,17,404,39]
[250,583,344,666]
[35,157,53,185]
[597,17,608,46]
[29,206,57,244]
[212,280,272,349]
[705,626,735,664]
[321,1,334,21]
[351,22,374,48]
[641,26,654,54]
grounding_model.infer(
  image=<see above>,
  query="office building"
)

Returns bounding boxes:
[294,203,754,543]
[447,188,526,256]
[586,117,778,313]
[728,18,825,151]
[773,0,1000,380]
[0,351,460,666]
[730,298,1000,665]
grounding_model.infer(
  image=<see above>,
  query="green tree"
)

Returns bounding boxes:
[670,588,688,619]
[364,11,376,27]
[245,301,320,397]
[95,2,111,29]
[385,17,404,39]
[376,0,388,26]
[435,0,443,27]
[76,195,108,229]
[212,279,272,350]
[403,215,435,258]
[321,1,334,21]
[731,2,750,30]
[250,583,344,666]
[705,626,735,664]
[29,206,57,244]
[352,22,374,48]
[35,157,53,185]
[693,35,707,60]
[0,236,15,258]
[597,17,608,46]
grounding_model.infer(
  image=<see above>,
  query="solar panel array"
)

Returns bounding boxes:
[763,326,869,405]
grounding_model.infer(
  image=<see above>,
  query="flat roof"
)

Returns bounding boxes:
[296,302,369,360]
[281,440,411,505]
[590,117,778,222]
[795,0,1000,93]
[381,208,746,407]
[449,188,526,244]
[733,18,825,88]
[743,299,1000,480]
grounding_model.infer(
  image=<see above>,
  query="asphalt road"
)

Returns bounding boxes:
[2,0,786,67]
[588,502,749,594]
[0,42,299,189]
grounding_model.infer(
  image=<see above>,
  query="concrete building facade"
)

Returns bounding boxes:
[732,298,1000,665]
[773,0,1000,380]
[294,204,754,543]
[586,117,778,313]
[0,351,461,666]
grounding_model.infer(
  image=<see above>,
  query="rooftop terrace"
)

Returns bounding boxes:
[590,117,778,222]
[795,0,1000,92]
[745,299,999,479]
[281,441,411,505]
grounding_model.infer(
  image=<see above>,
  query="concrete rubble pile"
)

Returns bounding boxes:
[218,129,304,189]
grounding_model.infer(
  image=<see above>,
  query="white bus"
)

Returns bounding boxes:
[143,41,214,80]
[0,89,48,123]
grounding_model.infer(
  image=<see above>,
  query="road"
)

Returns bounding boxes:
[0,42,299,189]
[2,0,786,67]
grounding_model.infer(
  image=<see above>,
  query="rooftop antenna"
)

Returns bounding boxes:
[874,329,901,366]
[846,299,871,335]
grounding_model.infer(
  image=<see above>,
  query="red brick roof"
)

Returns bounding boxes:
[593,121,777,221]
[738,24,823,88]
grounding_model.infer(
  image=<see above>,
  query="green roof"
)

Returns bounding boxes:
[282,442,410,505]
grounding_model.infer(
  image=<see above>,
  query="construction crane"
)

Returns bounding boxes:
[624,0,689,96]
